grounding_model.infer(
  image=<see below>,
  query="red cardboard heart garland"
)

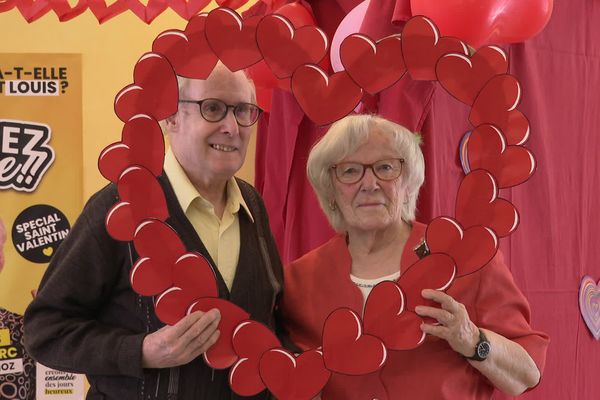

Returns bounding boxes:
[98,8,538,398]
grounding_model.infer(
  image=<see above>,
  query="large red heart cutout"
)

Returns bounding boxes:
[256,14,328,79]
[98,114,165,183]
[363,281,425,350]
[114,53,178,123]
[229,320,281,396]
[426,216,498,277]
[130,256,173,296]
[133,219,186,262]
[470,74,530,145]
[259,348,331,400]
[340,33,407,95]
[154,286,196,325]
[436,45,508,105]
[455,170,519,237]
[152,13,219,79]
[467,124,536,188]
[105,166,168,241]
[172,253,218,298]
[401,15,468,81]
[397,253,456,310]
[205,8,263,71]
[187,297,250,369]
[322,308,387,375]
[291,65,363,126]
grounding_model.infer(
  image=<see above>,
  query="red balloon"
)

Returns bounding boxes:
[410,0,553,47]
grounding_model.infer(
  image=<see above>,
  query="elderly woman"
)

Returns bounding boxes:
[281,114,549,399]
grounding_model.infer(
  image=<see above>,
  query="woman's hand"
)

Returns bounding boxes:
[414,289,480,357]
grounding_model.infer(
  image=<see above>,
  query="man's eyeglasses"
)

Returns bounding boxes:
[179,98,263,127]
[332,158,405,184]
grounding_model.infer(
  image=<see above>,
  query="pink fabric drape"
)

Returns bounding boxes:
[255,0,600,398]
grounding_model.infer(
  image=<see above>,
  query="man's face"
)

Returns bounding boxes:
[0,218,6,273]
[168,68,254,185]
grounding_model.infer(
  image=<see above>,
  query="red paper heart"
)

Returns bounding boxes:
[397,254,456,310]
[186,297,250,369]
[340,33,407,95]
[133,219,186,263]
[173,253,218,298]
[16,0,52,22]
[579,276,600,341]
[88,0,129,24]
[205,8,263,71]
[130,256,173,296]
[401,15,468,81]
[291,65,363,126]
[455,170,519,237]
[426,216,498,277]
[168,0,211,20]
[436,45,508,105]
[98,114,165,183]
[259,348,331,400]
[467,124,536,188]
[155,287,196,325]
[470,74,530,145]
[152,13,219,79]
[105,166,168,241]
[114,53,178,123]
[124,0,167,24]
[363,281,425,350]
[230,320,281,396]
[49,0,88,21]
[322,308,387,375]
[256,14,328,79]
[0,0,17,12]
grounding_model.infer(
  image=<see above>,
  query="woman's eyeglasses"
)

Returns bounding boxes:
[332,158,404,184]
[179,98,263,127]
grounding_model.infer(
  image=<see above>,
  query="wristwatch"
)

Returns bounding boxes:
[465,329,491,361]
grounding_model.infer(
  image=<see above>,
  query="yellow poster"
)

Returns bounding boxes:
[0,53,83,400]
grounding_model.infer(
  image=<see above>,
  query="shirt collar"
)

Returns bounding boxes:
[163,148,254,222]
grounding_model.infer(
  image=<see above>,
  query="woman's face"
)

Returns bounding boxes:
[332,129,407,233]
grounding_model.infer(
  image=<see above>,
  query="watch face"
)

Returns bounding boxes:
[477,341,491,359]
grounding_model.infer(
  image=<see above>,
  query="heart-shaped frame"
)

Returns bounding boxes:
[99,7,537,398]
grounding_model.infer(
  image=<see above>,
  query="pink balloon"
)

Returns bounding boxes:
[330,0,370,73]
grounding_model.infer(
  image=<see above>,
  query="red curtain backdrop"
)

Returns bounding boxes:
[254,0,600,398]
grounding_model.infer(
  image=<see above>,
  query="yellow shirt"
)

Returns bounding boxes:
[163,149,254,290]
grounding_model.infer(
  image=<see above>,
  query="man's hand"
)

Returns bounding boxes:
[415,289,479,357]
[141,309,221,369]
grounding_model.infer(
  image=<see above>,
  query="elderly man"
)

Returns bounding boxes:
[24,64,284,399]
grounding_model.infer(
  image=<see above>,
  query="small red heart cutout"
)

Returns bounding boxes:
[88,0,129,24]
[363,281,425,350]
[154,286,196,325]
[130,256,173,296]
[259,348,331,400]
[291,65,363,126]
[322,308,387,375]
[340,33,407,95]
[173,253,218,298]
[401,15,468,81]
[455,170,519,237]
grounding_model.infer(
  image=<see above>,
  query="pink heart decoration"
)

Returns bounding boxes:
[259,348,331,400]
[426,216,498,277]
[98,114,165,183]
[397,253,456,310]
[401,15,468,81]
[363,281,425,350]
[229,320,281,396]
[321,308,387,375]
[470,74,530,145]
[340,33,407,95]
[467,124,536,188]
[579,276,600,340]
[114,53,179,122]
[455,170,519,237]
[436,45,508,105]
[152,13,219,79]
[105,166,169,241]
[205,9,263,71]
[291,65,363,126]
[187,298,250,369]
[256,14,329,79]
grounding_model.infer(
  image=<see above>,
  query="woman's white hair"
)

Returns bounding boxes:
[307,114,425,232]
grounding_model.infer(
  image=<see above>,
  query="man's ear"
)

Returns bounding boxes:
[164,112,180,133]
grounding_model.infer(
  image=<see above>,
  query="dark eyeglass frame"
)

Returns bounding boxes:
[331,158,405,184]
[178,98,263,127]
